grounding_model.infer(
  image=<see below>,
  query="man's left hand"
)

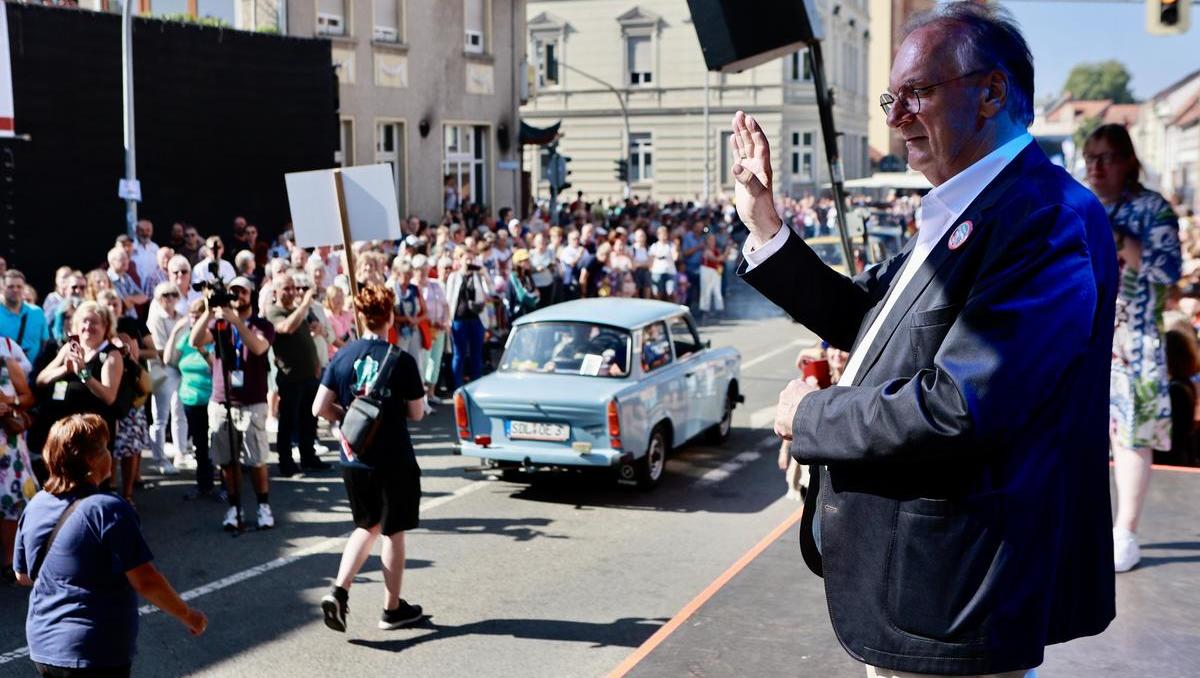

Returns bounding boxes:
[775,376,819,440]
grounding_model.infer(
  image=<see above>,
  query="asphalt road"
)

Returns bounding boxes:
[0,283,819,678]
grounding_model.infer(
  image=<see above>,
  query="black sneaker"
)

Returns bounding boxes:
[300,458,331,471]
[378,600,423,629]
[278,461,299,478]
[321,587,349,632]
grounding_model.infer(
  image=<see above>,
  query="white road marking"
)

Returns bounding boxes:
[0,480,492,666]
[740,338,812,371]
[695,435,782,484]
[748,404,776,430]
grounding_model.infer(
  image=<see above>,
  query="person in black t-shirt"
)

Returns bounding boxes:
[313,284,427,633]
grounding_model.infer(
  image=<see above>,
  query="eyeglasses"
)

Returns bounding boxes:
[1083,151,1126,168]
[69,284,85,291]
[160,292,180,299]
[880,69,987,117]
[170,269,189,275]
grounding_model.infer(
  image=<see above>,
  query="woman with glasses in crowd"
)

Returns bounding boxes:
[14,414,205,677]
[97,291,152,506]
[146,283,186,476]
[1084,123,1183,573]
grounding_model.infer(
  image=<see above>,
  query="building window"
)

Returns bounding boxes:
[630,133,653,182]
[336,119,354,167]
[626,35,652,86]
[237,0,285,32]
[792,131,814,182]
[790,49,812,82]
[317,0,347,36]
[373,0,402,42]
[464,0,487,54]
[533,36,560,88]
[375,121,406,216]
[444,124,489,210]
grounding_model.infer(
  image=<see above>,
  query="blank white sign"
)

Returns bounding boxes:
[285,163,401,248]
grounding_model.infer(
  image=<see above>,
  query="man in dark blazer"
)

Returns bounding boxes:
[731,4,1116,677]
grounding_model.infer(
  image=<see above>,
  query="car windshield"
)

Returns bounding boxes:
[500,322,632,378]
[808,241,846,268]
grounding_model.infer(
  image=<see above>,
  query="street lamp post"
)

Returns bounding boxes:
[121,0,137,237]
[559,61,631,200]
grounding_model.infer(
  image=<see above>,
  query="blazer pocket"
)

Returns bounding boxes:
[885,495,1002,643]
[909,304,962,328]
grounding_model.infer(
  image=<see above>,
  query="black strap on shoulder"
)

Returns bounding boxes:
[16,312,27,346]
[31,491,94,582]
[369,345,399,400]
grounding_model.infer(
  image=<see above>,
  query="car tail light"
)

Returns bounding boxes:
[454,392,470,441]
[607,399,622,450]
[475,435,492,447]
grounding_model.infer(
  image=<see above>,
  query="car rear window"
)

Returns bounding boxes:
[501,322,632,378]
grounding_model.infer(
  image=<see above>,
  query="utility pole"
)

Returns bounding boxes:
[559,62,631,200]
[121,0,138,237]
[703,70,711,203]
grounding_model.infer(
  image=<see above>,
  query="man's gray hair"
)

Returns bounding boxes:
[905,1,1035,128]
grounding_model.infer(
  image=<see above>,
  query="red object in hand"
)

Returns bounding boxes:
[801,357,832,389]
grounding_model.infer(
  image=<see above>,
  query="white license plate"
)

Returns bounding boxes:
[510,420,570,442]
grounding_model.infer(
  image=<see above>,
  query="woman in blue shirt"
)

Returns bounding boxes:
[312,284,427,634]
[13,414,206,677]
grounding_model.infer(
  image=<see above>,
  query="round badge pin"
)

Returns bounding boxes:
[948,220,973,250]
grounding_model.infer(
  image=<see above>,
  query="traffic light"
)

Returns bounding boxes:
[1147,0,1190,34]
[555,154,572,194]
[614,159,628,183]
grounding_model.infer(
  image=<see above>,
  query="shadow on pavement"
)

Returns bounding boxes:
[416,517,569,542]
[346,616,668,653]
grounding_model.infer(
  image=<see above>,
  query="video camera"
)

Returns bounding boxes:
[192,261,236,307]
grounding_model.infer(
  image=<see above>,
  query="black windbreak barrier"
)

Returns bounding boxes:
[0,4,336,289]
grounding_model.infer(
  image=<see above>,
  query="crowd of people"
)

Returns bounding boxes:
[0,194,754,551]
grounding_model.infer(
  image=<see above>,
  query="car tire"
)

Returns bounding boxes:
[632,427,668,491]
[705,387,736,445]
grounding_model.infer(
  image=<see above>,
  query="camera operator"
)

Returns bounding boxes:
[265,271,330,477]
[189,277,277,530]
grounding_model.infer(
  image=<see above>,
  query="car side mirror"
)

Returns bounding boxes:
[705,339,712,349]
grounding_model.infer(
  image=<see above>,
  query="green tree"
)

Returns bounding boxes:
[1074,115,1103,151]
[1062,61,1135,103]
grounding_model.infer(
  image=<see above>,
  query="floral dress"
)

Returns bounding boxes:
[0,341,36,521]
[1109,188,1182,451]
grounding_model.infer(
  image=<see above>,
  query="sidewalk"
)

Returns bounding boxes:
[621,466,1200,678]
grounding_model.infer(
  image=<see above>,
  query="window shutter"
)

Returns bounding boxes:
[628,36,651,75]
[374,0,397,30]
[464,0,484,33]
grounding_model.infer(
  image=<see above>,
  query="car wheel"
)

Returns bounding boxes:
[634,428,668,490]
[706,388,735,445]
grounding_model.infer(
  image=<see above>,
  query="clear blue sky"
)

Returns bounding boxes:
[995,0,1198,101]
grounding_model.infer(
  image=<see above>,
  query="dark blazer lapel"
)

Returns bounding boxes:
[849,143,1047,386]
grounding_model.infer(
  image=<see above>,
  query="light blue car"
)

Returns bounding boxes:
[453,298,742,489]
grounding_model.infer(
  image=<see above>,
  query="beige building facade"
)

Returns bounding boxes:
[79,0,528,222]
[521,0,871,203]
[867,0,933,163]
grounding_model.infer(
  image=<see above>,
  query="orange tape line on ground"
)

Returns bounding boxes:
[607,506,806,678]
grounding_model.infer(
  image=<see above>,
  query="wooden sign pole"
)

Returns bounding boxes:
[332,169,365,336]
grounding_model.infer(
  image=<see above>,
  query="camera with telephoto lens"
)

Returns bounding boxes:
[193,261,236,307]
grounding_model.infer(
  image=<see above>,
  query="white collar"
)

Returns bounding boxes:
[923,132,1033,221]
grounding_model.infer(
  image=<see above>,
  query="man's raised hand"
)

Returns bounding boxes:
[730,111,782,244]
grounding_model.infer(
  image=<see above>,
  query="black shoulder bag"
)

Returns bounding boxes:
[31,491,94,582]
[340,345,401,466]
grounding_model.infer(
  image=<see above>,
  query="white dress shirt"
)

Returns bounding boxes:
[131,238,159,282]
[743,132,1033,385]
